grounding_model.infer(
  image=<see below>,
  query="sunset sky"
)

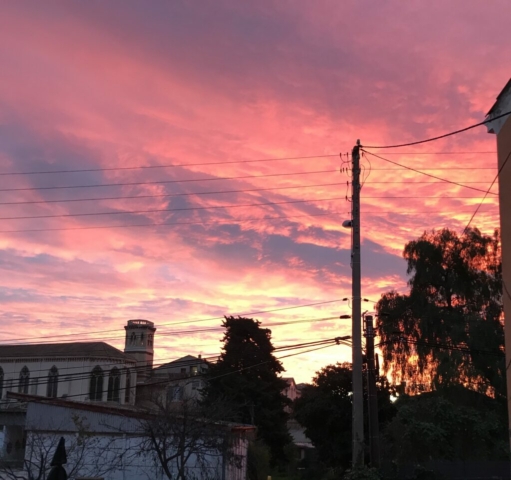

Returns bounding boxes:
[0,1,508,382]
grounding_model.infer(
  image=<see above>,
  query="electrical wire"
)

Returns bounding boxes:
[363,181,496,185]
[0,169,336,193]
[0,182,343,207]
[0,211,335,234]
[359,152,495,155]
[0,298,348,342]
[0,335,353,379]
[0,152,497,178]
[1,337,350,402]
[462,149,511,234]
[0,315,343,346]
[362,150,499,196]
[0,154,338,177]
[359,196,495,199]
[0,196,343,222]
[363,110,511,149]
[369,167,494,171]
[0,195,496,221]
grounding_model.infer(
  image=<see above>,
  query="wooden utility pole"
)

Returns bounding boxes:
[364,314,380,467]
[351,140,364,466]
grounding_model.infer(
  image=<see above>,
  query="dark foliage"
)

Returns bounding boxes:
[202,316,292,465]
[383,387,508,463]
[294,363,395,471]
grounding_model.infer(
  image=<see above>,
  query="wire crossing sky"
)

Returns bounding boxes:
[0,1,507,382]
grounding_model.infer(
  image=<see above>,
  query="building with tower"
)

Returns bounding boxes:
[0,318,222,472]
[0,318,256,479]
[0,319,158,467]
[0,337,138,466]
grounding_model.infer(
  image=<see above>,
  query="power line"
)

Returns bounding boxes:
[362,150,499,196]
[0,299,348,342]
[0,181,495,209]
[363,181,496,185]
[0,195,500,224]
[0,195,497,222]
[462,149,511,234]
[0,337,347,389]
[0,196,342,222]
[0,169,335,193]
[361,208,498,214]
[0,182,342,207]
[0,333,352,378]
[360,151,495,155]
[0,154,338,177]
[363,110,511,149]
[0,152,496,178]
[361,196,495,199]
[0,206,499,234]
[1,315,343,346]
[2,338,350,403]
[0,211,335,234]
[369,167,494,171]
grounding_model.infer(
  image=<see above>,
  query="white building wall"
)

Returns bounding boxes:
[22,402,247,480]
[0,357,136,405]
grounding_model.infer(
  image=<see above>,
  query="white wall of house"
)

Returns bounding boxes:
[0,357,136,405]
[21,401,249,480]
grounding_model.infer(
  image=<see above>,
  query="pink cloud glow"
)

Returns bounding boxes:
[0,1,507,381]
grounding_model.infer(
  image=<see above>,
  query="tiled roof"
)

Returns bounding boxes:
[0,342,135,362]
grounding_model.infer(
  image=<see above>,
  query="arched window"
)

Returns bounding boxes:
[124,369,131,404]
[140,333,145,345]
[130,332,136,345]
[107,367,120,403]
[0,367,4,400]
[46,366,58,398]
[18,366,29,394]
[89,366,104,401]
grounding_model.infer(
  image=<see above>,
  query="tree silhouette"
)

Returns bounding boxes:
[202,316,291,465]
[376,227,504,396]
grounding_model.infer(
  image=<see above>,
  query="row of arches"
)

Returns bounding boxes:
[0,365,133,404]
[0,366,59,399]
[89,366,132,403]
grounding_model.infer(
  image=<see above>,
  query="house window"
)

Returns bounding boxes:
[0,367,3,399]
[124,369,131,404]
[47,366,58,398]
[148,334,153,347]
[107,367,120,403]
[130,332,136,345]
[140,333,145,345]
[166,385,183,404]
[89,366,104,401]
[191,366,198,376]
[18,366,29,394]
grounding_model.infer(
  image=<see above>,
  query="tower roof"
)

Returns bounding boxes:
[125,319,156,330]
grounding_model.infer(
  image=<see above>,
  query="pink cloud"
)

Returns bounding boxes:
[0,1,507,381]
